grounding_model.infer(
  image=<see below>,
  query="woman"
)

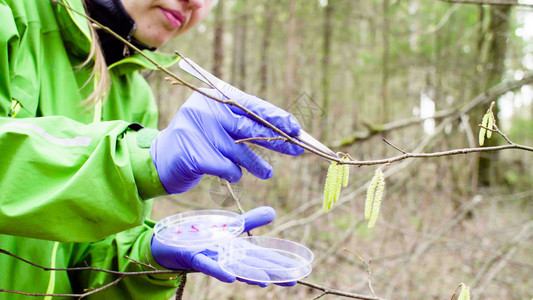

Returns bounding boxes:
[0,0,304,298]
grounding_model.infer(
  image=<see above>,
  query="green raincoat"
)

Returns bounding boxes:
[0,0,183,298]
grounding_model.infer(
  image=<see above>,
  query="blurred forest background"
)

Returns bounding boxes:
[147,0,533,299]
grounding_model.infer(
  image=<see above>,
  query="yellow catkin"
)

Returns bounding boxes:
[328,162,340,208]
[458,284,470,300]
[479,113,490,146]
[365,169,380,220]
[486,113,494,139]
[342,161,350,188]
[323,163,334,212]
[323,162,340,212]
[334,163,344,203]
[368,171,385,229]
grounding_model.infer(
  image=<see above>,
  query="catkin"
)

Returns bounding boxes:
[342,162,350,188]
[365,181,376,220]
[458,284,470,300]
[328,162,339,209]
[323,163,334,212]
[368,171,385,229]
[323,158,351,212]
[479,113,490,146]
[486,113,494,139]
[334,163,343,203]
[365,169,382,220]
[323,162,340,212]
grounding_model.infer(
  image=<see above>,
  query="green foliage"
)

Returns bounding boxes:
[508,117,533,144]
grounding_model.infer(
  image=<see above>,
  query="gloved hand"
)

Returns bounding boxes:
[150,206,297,287]
[150,88,304,194]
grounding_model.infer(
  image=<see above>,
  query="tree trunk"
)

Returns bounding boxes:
[237,1,248,90]
[213,0,224,78]
[259,1,274,98]
[475,3,514,187]
[381,0,390,124]
[284,0,297,107]
[320,0,333,141]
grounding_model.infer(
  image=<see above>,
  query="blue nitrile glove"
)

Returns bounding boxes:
[150,88,304,194]
[150,206,298,287]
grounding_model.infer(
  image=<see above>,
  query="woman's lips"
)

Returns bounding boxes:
[160,8,184,29]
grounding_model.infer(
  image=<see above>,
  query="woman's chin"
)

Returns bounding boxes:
[134,32,172,48]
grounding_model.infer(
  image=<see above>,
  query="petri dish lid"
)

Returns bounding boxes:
[218,236,314,283]
[154,210,244,248]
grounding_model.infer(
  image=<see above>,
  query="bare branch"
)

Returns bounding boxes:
[342,143,533,166]
[297,280,384,300]
[344,248,377,297]
[471,221,533,298]
[439,0,533,8]
[335,73,533,147]
[124,255,157,271]
[0,248,190,298]
[382,138,406,154]
[234,137,287,144]
[0,248,187,276]
[0,275,125,299]
[224,180,245,215]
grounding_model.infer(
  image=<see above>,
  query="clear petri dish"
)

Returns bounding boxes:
[154,210,244,248]
[218,236,314,283]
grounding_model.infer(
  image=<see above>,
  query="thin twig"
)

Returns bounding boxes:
[311,291,328,300]
[336,143,533,167]
[124,255,157,271]
[297,280,384,300]
[449,283,463,300]
[234,137,287,144]
[0,248,186,276]
[382,138,406,154]
[439,0,533,8]
[0,247,193,298]
[471,221,533,298]
[344,248,377,297]
[224,180,245,214]
[493,124,513,145]
[0,275,125,299]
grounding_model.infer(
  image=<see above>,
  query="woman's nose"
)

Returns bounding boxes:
[182,0,205,9]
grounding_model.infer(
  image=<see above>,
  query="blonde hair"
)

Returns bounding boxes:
[80,0,110,107]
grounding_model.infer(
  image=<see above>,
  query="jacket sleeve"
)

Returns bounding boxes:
[69,223,181,300]
[0,117,168,242]
[0,2,168,243]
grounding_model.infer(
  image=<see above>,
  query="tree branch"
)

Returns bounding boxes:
[0,248,190,298]
[297,280,384,300]
[1,247,383,300]
[0,276,125,299]
[334,72,533,147]
[234,137,287,144]
[0,248,187,276]
[471,221,533,298]
[439,0,533,8]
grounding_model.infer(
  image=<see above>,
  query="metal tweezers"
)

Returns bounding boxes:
[179,57,338,158]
